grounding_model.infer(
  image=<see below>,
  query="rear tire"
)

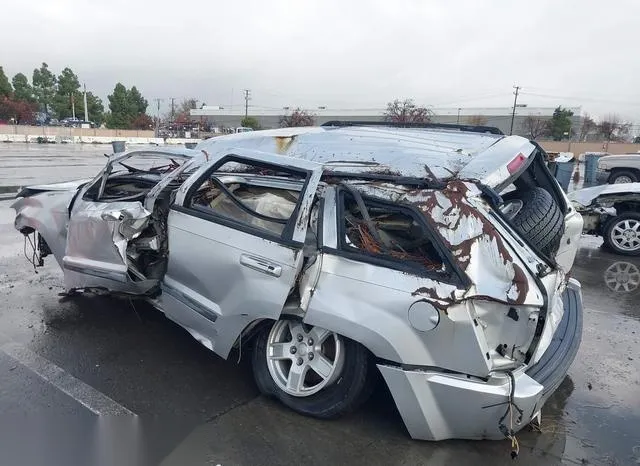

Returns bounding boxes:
[608,169,638,184]
[252,319,374,419]
[603,213,640,256]
[505,187,564,257]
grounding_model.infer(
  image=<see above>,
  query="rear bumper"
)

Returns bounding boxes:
[526,278,583,405]
[378,279,583,441]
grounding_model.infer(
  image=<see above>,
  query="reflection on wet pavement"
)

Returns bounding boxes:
[604,261,640,293]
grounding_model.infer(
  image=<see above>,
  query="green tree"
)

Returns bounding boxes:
[548,106,574,141]
[83,92,105,125]
[106,83,148,129]
[241,116,261,130]
[106,83,132,128]
[0,66,12,97]
[128,86,147,114]
[12,73,36,102]
[68,90,105,125]
[32,63,57,114]
[52,67,82,119]
[56,67,80,96]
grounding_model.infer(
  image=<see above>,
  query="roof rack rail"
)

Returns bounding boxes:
[321,120,504,135]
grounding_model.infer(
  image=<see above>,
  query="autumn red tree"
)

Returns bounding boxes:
[279,108,315,127]
[384,99,433,123]
[0,96,38,124]
[131,113,153,130]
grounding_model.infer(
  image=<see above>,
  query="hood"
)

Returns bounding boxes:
[568,182,640,207]
[15,178,92,198]
[598,154,640,169]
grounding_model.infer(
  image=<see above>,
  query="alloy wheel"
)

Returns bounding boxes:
[266,320,345,397]
[610,219,640,251]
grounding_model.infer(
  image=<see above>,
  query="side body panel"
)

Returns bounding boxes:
[303,252,491,374]
[303,188,543,375]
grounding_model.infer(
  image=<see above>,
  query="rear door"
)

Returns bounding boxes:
[160,151,322,358]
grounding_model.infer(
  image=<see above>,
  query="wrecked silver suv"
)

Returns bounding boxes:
[12,122,584,441]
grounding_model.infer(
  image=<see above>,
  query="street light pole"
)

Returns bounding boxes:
[83,84,89,123]
[510,86,521,135]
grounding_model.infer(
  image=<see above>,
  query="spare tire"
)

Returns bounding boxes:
[503,187,564,257]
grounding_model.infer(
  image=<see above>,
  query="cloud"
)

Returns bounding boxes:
[1,0,639,120]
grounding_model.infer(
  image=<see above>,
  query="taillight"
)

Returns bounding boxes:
[507,153,527,174]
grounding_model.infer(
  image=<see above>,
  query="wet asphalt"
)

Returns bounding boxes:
[0,144,639,465]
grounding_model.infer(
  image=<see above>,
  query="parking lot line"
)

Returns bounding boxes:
[1,341,135,416]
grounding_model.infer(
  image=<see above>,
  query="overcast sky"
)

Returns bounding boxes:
[2,0,639,121]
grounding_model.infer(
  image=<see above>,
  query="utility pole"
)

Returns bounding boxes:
[71,94,76,120]
[153,98,163,137]
[170,98,176,122]
[243,89,251,119]
[456,107,461,124]
[83,83,89,122]
[510,85,521,135]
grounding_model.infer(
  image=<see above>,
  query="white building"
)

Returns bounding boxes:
[191,105,583,137]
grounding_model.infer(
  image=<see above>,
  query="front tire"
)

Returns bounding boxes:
[608,169,638,184]
[252,319,373,419]
[603,213,640,256]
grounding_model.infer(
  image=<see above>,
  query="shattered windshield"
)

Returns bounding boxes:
[109,152,193,176]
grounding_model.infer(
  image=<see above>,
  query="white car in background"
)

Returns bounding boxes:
[569,182,640,255]
[597,153,640,184]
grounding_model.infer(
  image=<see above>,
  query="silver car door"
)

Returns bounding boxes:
[160,151,323,358]
[62,149,199,294]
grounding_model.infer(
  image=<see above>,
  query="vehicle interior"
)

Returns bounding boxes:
[339,188,445,272]
[190,176,302,236]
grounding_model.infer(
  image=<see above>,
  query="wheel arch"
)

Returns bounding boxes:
[608,167,640,183]
[238,313,385,363]
[302,309,403,362]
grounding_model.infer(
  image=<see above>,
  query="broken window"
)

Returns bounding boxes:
[186,159,306,238]
[339,187,444,272]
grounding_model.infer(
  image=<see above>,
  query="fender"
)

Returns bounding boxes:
[11,191,76,267]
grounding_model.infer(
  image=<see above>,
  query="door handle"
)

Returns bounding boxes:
[240,254,282,277]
